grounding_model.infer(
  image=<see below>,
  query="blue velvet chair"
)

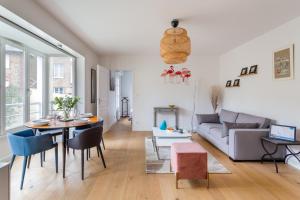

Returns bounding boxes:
[73,120,105,158]
[7,129,58,190]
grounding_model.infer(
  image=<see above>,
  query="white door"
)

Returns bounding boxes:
[97,65,109,132]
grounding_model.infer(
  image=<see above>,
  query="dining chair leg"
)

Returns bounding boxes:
[73,133,75,155]
[20,156,28,190]
[101,137,106,150]
[27,155,31,169]
[67,133,70,154]
[55,146,58,173]
[97,146,100,157]
[10,155,16,170]
[86,149,89,161]
[40,152,43,167]
[62,128,68,178]
[98,145,106,168]
[81,150,84,180]
[43,151,46,162]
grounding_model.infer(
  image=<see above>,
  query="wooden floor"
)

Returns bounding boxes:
[11,119,300,200]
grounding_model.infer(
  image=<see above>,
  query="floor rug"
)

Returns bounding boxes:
[145,137,231,174]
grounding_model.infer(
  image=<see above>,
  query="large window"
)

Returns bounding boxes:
[4,44,25,130]
[49,57,74,108]
[29,53,44,120]
[53,63,64,78]
[0,38,75,134]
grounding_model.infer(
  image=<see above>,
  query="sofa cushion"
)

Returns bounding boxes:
[209,128,229,145]
[219,109,238,123]
[236,113,271,128]
[210,127,223,137]
[198,123,222,133]
[222,122,259,137]
[196,113,220,124]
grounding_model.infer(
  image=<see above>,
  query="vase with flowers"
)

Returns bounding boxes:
[210,86,221,113]
[53,96,80,121]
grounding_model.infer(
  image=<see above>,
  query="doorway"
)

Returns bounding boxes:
[115,71,133,126]
[96,67,133,132]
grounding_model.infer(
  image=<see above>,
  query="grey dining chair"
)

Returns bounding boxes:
[68,126,106,180]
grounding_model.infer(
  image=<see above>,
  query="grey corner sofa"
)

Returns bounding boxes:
[196,109,286,161]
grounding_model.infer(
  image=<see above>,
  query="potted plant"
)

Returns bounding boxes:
[53,96,80,121]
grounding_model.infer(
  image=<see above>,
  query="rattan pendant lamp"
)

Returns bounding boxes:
[160,19,191,64]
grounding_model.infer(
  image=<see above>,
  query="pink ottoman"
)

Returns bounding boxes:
[171,142,209,189]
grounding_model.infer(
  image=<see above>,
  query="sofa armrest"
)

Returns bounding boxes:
[228,129,286,160]
[196,113,220,124]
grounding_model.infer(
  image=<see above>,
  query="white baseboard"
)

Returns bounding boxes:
[287,157,300,170]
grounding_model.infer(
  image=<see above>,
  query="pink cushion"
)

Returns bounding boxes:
[171,142,208,180]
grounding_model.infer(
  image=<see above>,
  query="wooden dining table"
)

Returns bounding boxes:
[24,116,99,178]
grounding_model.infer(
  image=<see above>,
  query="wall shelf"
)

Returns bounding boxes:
[238,72,257,77]
[226,85,240,88]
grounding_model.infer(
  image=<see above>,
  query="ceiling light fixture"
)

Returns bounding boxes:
[160,19,191,64]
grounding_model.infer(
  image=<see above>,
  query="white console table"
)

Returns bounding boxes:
[153,107,179,129]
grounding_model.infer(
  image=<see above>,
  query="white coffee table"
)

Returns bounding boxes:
[152,127,192,159]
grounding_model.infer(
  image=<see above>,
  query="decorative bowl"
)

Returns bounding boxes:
[166,127,174,133]
[169,105,176,108]
[80,113,93,118]
[74,118,89,123]
[59,118,74,122]
[31,119,50,126]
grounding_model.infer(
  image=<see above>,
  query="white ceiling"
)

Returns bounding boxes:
[35,0,300,56]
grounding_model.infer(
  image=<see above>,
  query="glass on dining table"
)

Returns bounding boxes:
[46,110,60,124]
[46,114,55,120]
[46,110,56,119]
[73,108,80,120]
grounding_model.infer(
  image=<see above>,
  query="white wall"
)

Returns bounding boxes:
[107,90,117,128]
[0,0,100,160]
[100,55,220,131]
[120,71,133,116]
[219,16,300,169]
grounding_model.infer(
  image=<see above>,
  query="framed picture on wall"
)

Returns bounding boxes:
[273,44,294,80]
[225,80,232,87]
[91,69,97,103]
[233,79,240,87]
[240,67,248,76]
[249,65,258,74]
[109,70,115,91]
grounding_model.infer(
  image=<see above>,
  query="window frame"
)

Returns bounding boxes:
[1,39,26,133]
[27,49,47,121]
[0,39,5,134]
